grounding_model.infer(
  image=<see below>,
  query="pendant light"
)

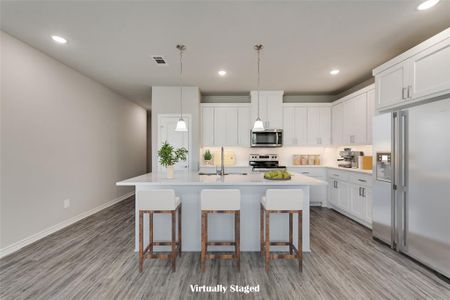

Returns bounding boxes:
[175,44,188,132]
[253,44,265,131]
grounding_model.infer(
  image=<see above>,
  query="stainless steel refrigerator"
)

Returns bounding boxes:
[372,97,450,279]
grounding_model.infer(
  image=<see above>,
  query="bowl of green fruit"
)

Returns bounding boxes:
[264,170,292,181]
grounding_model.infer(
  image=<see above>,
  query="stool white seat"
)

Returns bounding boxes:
[260,189,303,272]
[200,189,241,272]
[261,189,303,211]
[201,189,240,211]
[136,189,181,273]
[137,190,180,211]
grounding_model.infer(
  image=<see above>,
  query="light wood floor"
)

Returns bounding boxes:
[1,196,449,299]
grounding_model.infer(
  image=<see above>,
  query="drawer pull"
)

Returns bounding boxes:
[302,172,310,174]
[333,174,339,176]
[358,179,367,182]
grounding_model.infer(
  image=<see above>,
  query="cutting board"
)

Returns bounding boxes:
[213,151,236,167]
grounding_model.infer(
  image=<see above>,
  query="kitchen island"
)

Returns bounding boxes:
[117,172,326,252]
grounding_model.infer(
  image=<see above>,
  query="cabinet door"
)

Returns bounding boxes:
[237,107,251,147]
[266,93,283,128]
[364,187,372,224]
[328,180,338,207]
[283,107,296,146]
[201,107,215,146]
[409,38,450,100]
[337,181,350,211]
[366,89,375,145]
[375,62,408,109]
[343,93,367,145]
[331,103,344,145]
[295,107,308,145]
[350,185,366,220]
[214,107,238,146]
[308,107,331,145]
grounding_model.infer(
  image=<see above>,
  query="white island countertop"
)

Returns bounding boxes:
[116,171,327,186]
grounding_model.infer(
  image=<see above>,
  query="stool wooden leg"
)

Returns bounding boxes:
[289,212,293,255]
[139,211,144,273]
[260,204,264,257]
[235,211,240,272]
[149,212,153,256]
[171,211,176,272]
[201,211,207,272]
[265,210,270,272]
[298,211,303,272]
[178,205,182,257]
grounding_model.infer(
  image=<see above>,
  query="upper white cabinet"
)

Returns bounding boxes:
[201,104,250,147]
[331,102,344,145]
[332,85,373,145]
[373,28,450,111]
[308,106,331,145]
[251,90,283,129]
[343,93,367,145]
[282,104,330,146]
[282,106,307,146]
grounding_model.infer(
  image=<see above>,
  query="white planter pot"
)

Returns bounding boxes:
[166,165,174,179]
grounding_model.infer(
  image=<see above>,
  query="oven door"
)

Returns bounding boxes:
[250,130,282,147]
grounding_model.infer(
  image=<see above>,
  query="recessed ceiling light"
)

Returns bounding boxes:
[330,69,340,75]
[417,0,440,10]
[218,70,227,76]
[51,35,68,44]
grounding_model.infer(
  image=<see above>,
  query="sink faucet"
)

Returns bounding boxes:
[217,146,225,176]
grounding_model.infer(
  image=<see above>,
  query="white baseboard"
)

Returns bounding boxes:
[0,191,134,259]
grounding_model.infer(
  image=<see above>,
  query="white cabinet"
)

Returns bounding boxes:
[251,90,283,129]
[308,107,331,145]
[282,106,307,146]
[290,167,327,206]
[331,103,344,145]
[343,93,367,145]
[375,62,408,109]
[214,107,238,146]
[332,86,373,146]
[237,107,251,147]
[374,29,450,111]
[201,104,250,147]
[327,169,373,228]
[366,89,375,145]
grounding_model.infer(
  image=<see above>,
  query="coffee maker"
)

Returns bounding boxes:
[338,148,364,168]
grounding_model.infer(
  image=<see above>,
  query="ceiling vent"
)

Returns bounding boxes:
[152,56,167,65]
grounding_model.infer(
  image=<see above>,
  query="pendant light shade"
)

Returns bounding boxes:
[175,44,188,132]
[175,118,187,132]
[253,44,264,131]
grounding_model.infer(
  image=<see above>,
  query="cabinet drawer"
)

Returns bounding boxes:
[290,167,326,178]
[328,170,349,181]
[349,173,373,187]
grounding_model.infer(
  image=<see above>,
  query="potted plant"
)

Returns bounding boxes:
[157,141,188,178]
[203,149,213,165]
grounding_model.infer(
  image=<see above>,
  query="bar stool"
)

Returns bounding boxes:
[260,189,303,272]
[137,189,181,272]
[200,189,240,272]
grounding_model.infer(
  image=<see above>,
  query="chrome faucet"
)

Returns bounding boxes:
[216,146,225,176]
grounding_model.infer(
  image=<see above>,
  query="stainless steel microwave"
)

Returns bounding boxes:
[250,129,283,147]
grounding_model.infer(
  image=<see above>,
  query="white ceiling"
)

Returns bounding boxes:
[2,1,450,109]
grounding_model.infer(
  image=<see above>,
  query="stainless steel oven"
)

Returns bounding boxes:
[250,129,283,147]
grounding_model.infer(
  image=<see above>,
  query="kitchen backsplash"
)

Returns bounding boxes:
[200,145,373,167]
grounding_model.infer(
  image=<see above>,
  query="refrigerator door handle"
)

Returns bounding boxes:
[392,112,398,249]
[400,112,408,188]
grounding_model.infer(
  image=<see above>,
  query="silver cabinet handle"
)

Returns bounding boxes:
[402,87,407,99]
[407,86,412,99]
[302,171,310,174]
[362,187,365,197]
[358,179,367,182]
[333,174,339,177]
[359,187,362,196]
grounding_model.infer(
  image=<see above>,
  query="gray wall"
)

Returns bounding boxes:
[0,32,147,250]
[151,86,200,171]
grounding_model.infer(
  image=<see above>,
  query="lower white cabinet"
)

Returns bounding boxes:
[327,169,373,228]
[289,167,327,206]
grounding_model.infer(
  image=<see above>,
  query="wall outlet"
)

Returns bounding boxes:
[64,199,70,209]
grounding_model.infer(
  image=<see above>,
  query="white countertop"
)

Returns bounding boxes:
[116,171,327,186]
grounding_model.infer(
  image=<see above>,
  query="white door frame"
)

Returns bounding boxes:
[157,113,192,171]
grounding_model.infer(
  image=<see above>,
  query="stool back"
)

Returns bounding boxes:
[201,189,240,211]
[264,189,303,211]
[137,189,177,211]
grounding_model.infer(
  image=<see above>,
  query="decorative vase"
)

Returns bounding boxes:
[205,159,213,166]
[166,165,174,179]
